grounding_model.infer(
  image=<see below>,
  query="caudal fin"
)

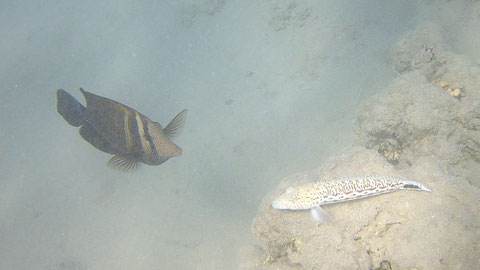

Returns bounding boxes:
[56,89,86,127]
[402,180,432,192]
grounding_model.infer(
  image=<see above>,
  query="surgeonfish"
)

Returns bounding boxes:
[272,176,431,223]
[56,88,187,171]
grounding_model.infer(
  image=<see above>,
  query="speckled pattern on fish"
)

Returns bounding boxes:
[272,176,431,222]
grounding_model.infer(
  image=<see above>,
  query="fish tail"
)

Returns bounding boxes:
[56,89,87,127]
[401,180,432,192]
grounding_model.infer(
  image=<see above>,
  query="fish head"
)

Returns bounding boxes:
[272,184,318,210]
[143,122,183,165]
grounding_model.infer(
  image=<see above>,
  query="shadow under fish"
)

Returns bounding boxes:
[57,88,187,171]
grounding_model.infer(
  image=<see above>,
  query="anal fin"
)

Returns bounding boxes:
[79,123,116,154]
[108,155,140,172]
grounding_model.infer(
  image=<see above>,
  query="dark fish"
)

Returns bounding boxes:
[56,88,187,171]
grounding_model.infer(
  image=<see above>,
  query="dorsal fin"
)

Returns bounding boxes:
[164,109,188,140]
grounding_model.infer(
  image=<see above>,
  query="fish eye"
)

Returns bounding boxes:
[144,133,152,141]
[286,187,295,194]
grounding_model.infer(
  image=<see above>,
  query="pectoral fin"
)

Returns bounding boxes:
[164,109,188,140]
[310,206,331,223]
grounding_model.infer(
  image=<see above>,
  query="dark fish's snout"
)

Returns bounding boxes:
[169,145,182,157]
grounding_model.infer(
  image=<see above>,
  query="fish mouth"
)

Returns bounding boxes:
[272,199,288,210]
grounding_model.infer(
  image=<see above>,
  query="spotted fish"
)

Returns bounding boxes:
[272,176,431,222]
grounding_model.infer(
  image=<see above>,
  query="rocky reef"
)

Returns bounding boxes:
[245,147,479,269]
[242,23,480,270]
[356,23,480,170]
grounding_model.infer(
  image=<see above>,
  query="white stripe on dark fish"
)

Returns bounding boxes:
[123,109,133,151]
[135,112,150,154]
[141,115,159,158]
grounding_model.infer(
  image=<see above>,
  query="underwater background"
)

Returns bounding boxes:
[1,1,479,269]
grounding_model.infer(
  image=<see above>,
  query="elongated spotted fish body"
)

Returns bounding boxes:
[272,176,431,222]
